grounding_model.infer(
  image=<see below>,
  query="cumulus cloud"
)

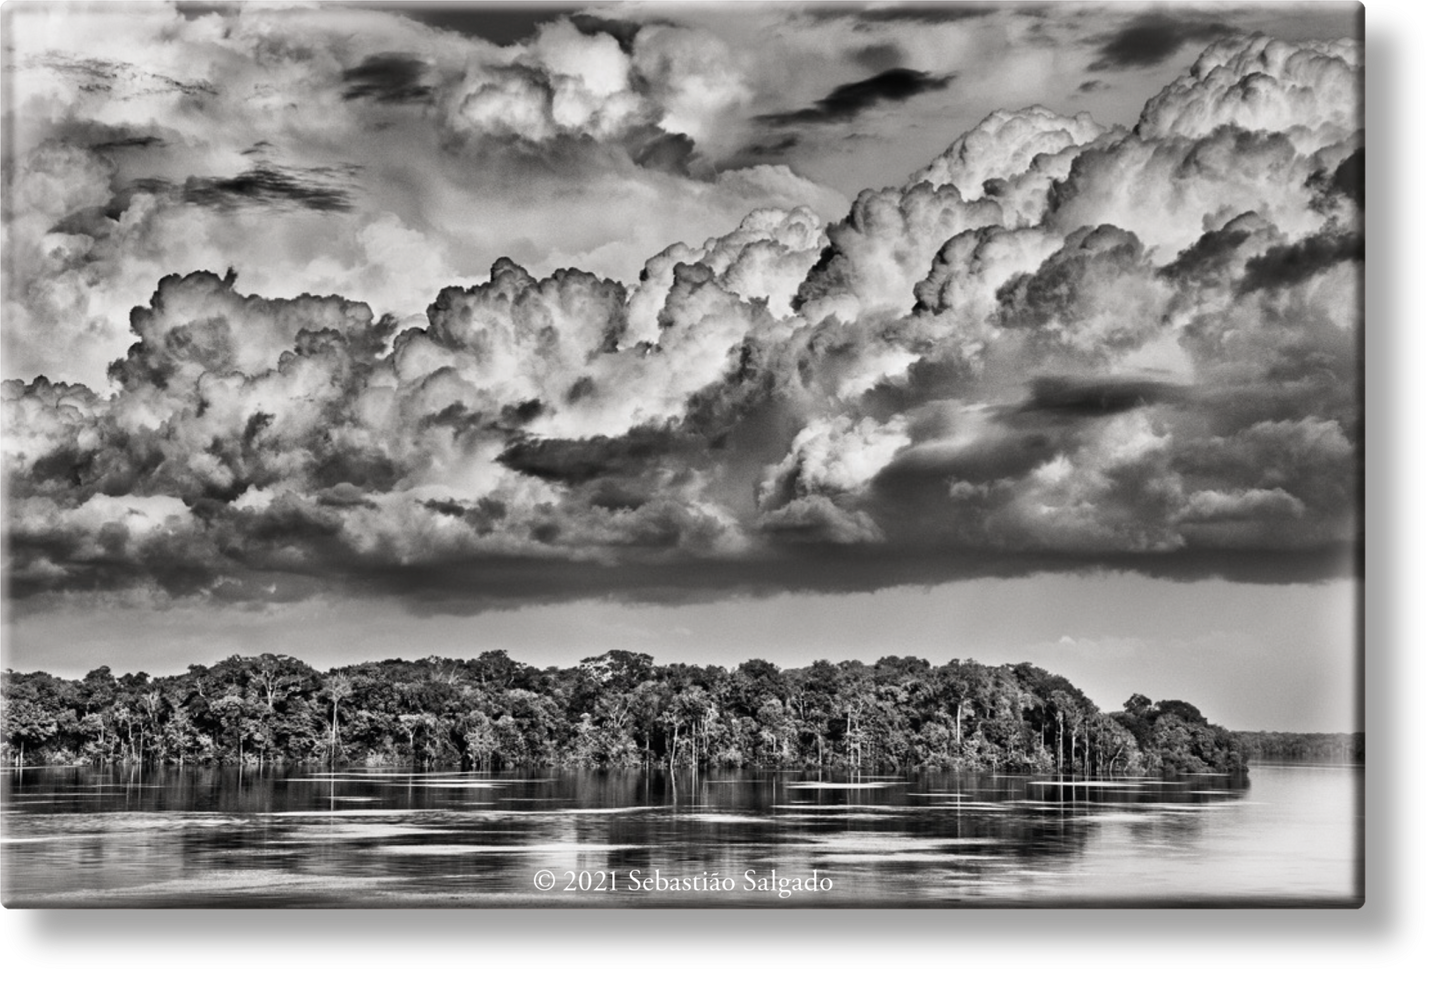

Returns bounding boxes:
[1137,34,1362,148]
[3,27,1362,611]
[0,2,843,387]
[911,107,1114,199]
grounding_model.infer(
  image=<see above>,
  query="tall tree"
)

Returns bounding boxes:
[321,673,353,763]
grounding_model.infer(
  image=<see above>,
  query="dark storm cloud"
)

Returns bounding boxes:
[1089,14,1235,70]
[802,4,999,26]
[421,497,467,518]
[91,135,166,152]
[498,427,690,485]
[313,541,1358,616]
[1311,148,1363,208]
[736,133,802,160]
[375,3,658,52]
[362,2,589,45]
[756,68,955,127]
[1240,231,1363,294]
[1333,149,1364,206]
[1015,376,1190,419]
[420,497,507,536]
[586,479,651,512]
[1160,220,1260,284]
[341,54,434,104]
[174,3,241,20]
[181,166,356,213]
[626,131,698,176]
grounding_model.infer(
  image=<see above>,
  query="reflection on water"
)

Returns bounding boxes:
[0,765,1360,907]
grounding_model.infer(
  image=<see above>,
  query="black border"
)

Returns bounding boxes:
[0,0,1421,971]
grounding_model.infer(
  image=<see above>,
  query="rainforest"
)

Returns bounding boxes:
[2,651,1251,775]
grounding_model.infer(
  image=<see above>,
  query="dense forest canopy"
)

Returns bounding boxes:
[2,651,1257,775]
[1233,731,1363,764]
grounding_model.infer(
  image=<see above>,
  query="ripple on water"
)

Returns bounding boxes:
[372,841,644,856]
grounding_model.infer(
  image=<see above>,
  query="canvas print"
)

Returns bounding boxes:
[1,1,1362,907]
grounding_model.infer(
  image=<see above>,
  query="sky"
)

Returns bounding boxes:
[0,1,1363,731]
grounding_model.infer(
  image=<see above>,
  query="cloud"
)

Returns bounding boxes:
[852,42,905,72]
[179,165,358,212]
[1322,148,1364,207]
[1046,126,1334,260]
[1016,376,1191,419]
[911,107,1114,201]
[803,5,1001,26]
[793,183,1005,325]
[1089,14,1235,70]
[91,134,167,152]
[384,3,591,45]
[1239,230,1363,293]
[759,414,912,507]
[1137,35,1362,148]
[758,495,887,546]
[0,3,845,388]
[340,53,435,104]
[993,224,1171,364]
[570,13,652,52]
[498,428,685,486]
[3,29,1362,612]
[755,68,955,127]
[739,133,802,159]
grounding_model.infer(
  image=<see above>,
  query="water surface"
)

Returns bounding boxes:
[1,764,1361,907]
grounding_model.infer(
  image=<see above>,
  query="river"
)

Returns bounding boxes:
[0,763,1361,907]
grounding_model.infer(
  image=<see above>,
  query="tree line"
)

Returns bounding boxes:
[1232,731,1364,764]
[2,650,1250,775]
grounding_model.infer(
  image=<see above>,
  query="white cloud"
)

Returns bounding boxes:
[3,21,1363,609]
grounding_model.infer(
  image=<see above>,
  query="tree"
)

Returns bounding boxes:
[1124,693,1153,717]
[1093,715,1143,775]
[470,650,518,690]
[1048,689,1077,772]
[251,653,311,760]
[209,691,264,765]
[794,661,842,766]
[321,673,353,763]
[936,661,977,753]
[3,696,58,766]
[663,686,712,771]
[461,710,499,768]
